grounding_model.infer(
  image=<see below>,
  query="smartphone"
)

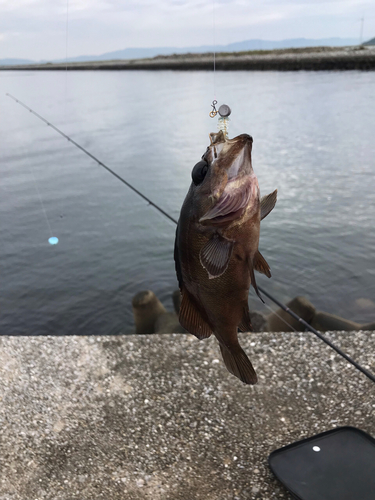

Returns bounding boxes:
[268,426,375,500]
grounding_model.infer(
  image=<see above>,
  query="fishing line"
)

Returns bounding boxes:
[208,0,218,118]
[64,0,70,124]
[6,93,375,385]
[212,0,216,100]
[261,298,311,359]
[6,93,178,226]
[259,285,375,383]
[65,0,69,71]
[27,148,59,245]
[261,300,298,333]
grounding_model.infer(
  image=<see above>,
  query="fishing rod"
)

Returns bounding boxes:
[6,93,375,385]
[259,287,375,383]
[6,93,178,226]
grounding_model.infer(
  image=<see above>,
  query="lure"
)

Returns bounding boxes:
[209,100,231,138]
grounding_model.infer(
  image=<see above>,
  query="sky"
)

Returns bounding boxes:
[1,0,374,60]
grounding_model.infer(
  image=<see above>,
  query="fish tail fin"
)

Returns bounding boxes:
[219,343,258,385]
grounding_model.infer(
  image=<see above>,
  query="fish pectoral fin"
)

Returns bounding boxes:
[199,233,234,279]
[219,343,258,385]
[238,306,253,332]
[179,289,213,340]
[260,189,277,221]
[249,264,265,303]
[253,250,271,278]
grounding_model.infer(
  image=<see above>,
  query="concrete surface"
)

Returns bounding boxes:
[0,331,374,500]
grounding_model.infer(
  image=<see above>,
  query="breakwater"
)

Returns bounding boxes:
[132,290,375,335]
[2,46,375,71]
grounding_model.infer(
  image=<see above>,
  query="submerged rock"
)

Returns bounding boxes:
[311,312,361,332]
[355,298,375,310]
[249,311,267,332]
[267,296,316,332]
[132,290,166,334]
[133,290,373,335]
[154,312,186,334]
[362,322,375,330]
[172,289,182,314]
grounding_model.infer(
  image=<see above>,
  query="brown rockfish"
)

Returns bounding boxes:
[174,130,277,384]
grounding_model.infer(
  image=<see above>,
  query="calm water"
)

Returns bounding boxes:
[1,70,374,335]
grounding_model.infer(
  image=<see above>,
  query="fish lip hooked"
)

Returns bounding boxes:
[199,133,255,224]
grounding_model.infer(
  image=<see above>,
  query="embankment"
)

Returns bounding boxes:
[2,46,375,71]
[1,332,374,499]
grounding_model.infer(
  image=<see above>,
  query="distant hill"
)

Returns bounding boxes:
[363,37,375,46]
[56,38,361,63]
[0,58,34,66]
[1,38,360,66]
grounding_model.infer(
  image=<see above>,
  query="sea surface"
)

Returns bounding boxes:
[1,70,374,335]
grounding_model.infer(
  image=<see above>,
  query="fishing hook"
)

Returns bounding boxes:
[209,99,218,118]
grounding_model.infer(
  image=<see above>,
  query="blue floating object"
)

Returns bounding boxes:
[48,236,59,245]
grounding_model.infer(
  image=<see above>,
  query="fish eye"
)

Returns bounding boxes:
[192,160,208,186]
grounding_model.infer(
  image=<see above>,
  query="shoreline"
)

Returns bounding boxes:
[2,46,375,71]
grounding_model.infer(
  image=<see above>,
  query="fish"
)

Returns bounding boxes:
[174,130,277,384]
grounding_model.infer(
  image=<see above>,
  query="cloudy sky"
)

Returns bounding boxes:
[1,0,374,60]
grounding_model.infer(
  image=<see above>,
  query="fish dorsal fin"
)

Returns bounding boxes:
[260,189,277,221]
[179,289,213,340]
[249,264,265,303]
[253,250,271,278]
[238,305,253,333]
[199,233,234,279]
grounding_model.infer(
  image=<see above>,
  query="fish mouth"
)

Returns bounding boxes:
[199,177,253,225]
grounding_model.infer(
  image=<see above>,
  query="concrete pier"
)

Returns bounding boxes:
[1,331,374,499]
